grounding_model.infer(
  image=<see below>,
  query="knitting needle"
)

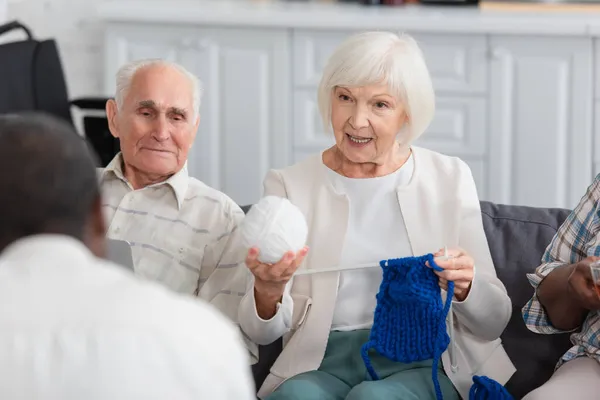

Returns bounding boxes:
[441,246,459,373]
[294,261,382,276]
[294,246,450,276]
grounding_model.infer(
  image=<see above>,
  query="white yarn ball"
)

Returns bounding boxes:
[240,196,308,264]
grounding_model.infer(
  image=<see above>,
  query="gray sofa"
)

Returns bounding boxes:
[244,201,575,399]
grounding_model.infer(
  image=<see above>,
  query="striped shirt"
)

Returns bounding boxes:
[98,154,248,323]
[522,173,600,368]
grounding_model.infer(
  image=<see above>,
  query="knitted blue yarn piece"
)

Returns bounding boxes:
[361,253,513,400]
[470,375,514,400]
[360,253,452,400]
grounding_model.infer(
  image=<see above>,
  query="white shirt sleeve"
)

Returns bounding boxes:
[238,272,294,346]
[451,160,511,341]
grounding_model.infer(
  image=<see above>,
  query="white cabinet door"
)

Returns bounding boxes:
[104,24,290,206]
[488,35,593,209]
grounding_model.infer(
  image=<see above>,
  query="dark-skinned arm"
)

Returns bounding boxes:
[522,174,600,334]
[536,263,588,331]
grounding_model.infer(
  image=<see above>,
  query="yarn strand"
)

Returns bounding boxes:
[470,376,514,400]
[430,256,454,400]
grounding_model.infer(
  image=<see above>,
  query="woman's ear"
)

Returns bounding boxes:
[402,110,410,126]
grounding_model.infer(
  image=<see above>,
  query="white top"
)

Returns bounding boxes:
[0,235,255,400]
[328,155,414,331]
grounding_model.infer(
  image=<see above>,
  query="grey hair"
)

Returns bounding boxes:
[114,59,203,118]
[317,31,435,145]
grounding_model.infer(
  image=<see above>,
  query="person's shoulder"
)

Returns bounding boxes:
[95,258,239,333]
[185,178,244,218]
[413,146,466,168]
[412,146,471,178]
[185,178,235,205]
[270,152,323,183]
[88,260,250,380]
[588,172,600,196]
[286,152,322,173]
[96,167,106,181]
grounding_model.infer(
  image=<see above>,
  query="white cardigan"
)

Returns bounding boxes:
[238,146,516,399]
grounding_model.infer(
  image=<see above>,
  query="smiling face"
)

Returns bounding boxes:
[330,82,408,165]
[106,64,199,186]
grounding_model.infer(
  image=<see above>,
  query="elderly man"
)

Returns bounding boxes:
[100,59,247,319]
[0,113,255,400]
[522,174,600,398]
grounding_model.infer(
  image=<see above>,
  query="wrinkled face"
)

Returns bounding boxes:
[108,65,199,177]
[330,83,407,164]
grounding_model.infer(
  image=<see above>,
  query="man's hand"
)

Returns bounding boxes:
[567,256,600,310]
[245,247,309,319]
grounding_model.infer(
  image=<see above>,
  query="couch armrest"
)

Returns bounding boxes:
[71,97,110,110]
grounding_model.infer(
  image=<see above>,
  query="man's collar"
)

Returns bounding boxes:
[100,153,189,209]
[165,163,189,210]
[100,153,126,182]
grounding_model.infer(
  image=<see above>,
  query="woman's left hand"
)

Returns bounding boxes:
[431,247,475,302]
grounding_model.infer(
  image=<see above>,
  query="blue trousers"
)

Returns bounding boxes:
[265,330,459,400]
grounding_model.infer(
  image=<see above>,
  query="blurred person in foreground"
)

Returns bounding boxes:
[0,113,255,400]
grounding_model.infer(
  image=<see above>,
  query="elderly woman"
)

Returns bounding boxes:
[239,31,515,400]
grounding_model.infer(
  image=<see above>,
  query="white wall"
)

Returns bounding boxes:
[1,0,7,23]
[6,0,106,98]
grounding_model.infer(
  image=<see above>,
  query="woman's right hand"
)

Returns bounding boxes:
[245,246,309,298]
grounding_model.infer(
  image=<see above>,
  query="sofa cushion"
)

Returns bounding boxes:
[480,201,573,398]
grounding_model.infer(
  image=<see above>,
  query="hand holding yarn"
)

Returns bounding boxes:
[240,196,310,297]
[246,247,309,297]
[431,247,475,302]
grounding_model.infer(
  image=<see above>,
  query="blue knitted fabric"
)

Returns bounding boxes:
[470,376,514,400]
[360,253,513,400]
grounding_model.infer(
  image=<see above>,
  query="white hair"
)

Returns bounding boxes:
[317,31,435,144]
[114,59,203,118]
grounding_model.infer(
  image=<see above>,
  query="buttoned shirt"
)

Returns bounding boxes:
[98,153,248,322]
[0,234,256,400]
[523,173,600,368]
